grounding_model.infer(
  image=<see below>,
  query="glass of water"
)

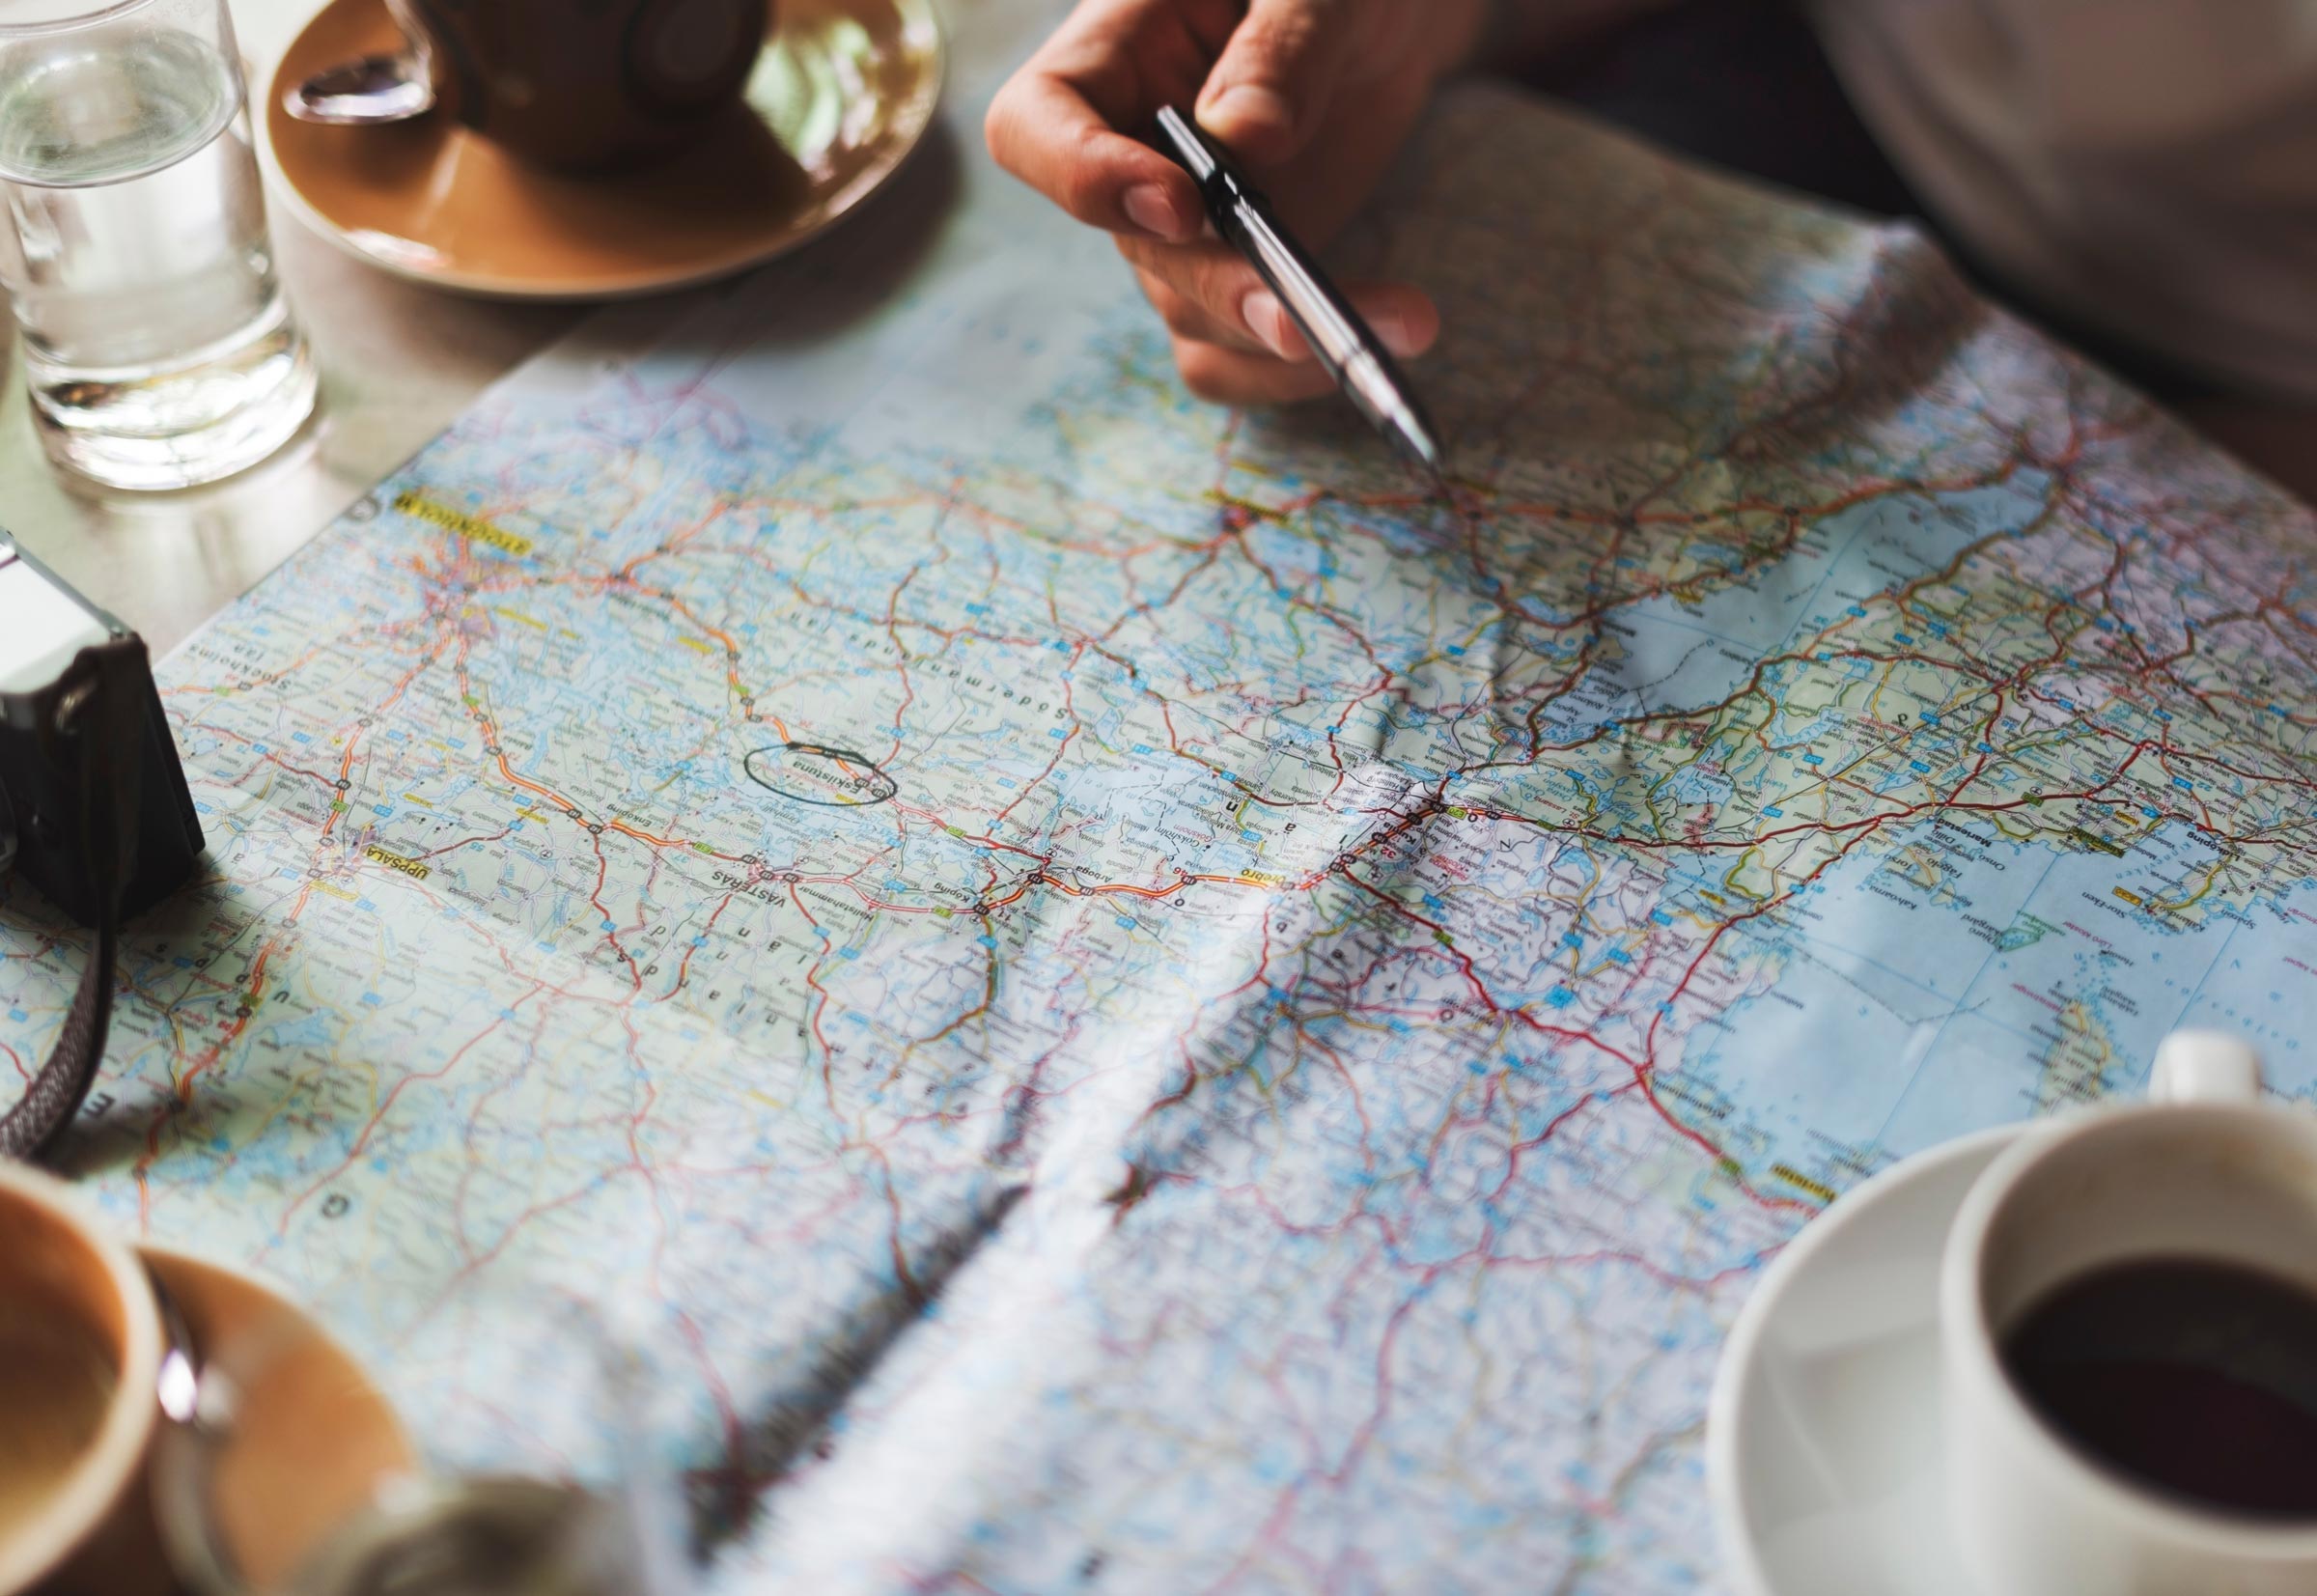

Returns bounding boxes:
[0,0,316,490]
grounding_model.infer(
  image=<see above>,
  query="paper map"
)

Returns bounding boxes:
[6,72,2317,1593]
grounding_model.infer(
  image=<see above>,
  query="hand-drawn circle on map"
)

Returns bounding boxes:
[744,742,898,808]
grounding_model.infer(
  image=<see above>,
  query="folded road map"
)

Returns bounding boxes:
[6,72,2314,1595]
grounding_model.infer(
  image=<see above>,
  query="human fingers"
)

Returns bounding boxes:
[1120,235,1440,362]
[985,11,1205,240]
[1140,270,1442,412]
[1193,0,1358,167]
[1135,269,1270,354]
[1131,266,1433,361]
[1120,237,1275,354]
[1172,336,1342,406]
[1242,281,1442,364]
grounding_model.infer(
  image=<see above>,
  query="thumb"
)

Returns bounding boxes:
[1195,0,1355,166]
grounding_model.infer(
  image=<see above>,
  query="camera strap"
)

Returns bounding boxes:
[0,639,145,1163]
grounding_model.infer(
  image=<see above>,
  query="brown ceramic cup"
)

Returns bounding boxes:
[388,0,773,170]
[0,1163,169,1596]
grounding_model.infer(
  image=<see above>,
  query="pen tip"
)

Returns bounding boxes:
[1403,430,1449,495]
[1398,407,1443,461]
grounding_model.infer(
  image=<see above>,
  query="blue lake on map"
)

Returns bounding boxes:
[1677,821,2317,1193]
[1590,474,2052,720]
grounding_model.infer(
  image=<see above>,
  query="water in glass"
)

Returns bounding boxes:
[0,16,315,489]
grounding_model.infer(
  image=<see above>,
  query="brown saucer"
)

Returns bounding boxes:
[262,0,945,299]
[140,1246,412,1594]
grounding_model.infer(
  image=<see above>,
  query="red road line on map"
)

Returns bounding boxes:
[318,650,440,839]
[136,396,2317,1301]
[269,1002,531,1243]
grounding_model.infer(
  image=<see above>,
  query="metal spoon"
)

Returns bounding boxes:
[145,1264,256,1596]
[146,1263,205,1426]
[284,51,435,126]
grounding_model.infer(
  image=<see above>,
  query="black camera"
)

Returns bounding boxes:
[1,530,205,1159]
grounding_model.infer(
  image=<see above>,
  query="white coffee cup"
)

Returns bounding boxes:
[1940,1029,2317,1595]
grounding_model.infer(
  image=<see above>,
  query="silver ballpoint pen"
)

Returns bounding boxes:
[1153,104,1448,484]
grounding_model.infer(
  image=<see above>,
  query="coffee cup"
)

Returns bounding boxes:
[387,0,772,170]
[1940,1030,2317,1594]
[0,1162,170,1596]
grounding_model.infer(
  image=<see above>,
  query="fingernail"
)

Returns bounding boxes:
[1372,310,1425,357]
[1242,291,1297,358]
[1203,84,1295,141]
[1124,183,1183,239]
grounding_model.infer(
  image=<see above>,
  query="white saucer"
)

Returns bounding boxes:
[1708,1125,2030,1595]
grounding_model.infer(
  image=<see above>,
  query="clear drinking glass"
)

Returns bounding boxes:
[0,0,316,490]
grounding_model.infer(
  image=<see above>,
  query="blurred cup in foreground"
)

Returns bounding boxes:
[160,1277,689,1596]
[0,1161,170,1596]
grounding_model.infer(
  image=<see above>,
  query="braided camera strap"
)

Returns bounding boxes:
[0,913,118,1162]
[0,640,143,1163]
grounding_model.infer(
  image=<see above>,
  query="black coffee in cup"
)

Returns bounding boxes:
[390,0,771,170]
[2000,1256,2317,1520]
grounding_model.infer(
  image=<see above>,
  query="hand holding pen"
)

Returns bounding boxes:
[1152,106,1446,479]
[985,0,1488,408]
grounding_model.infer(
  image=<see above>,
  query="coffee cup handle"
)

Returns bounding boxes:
[2148,1028,2263,1106]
